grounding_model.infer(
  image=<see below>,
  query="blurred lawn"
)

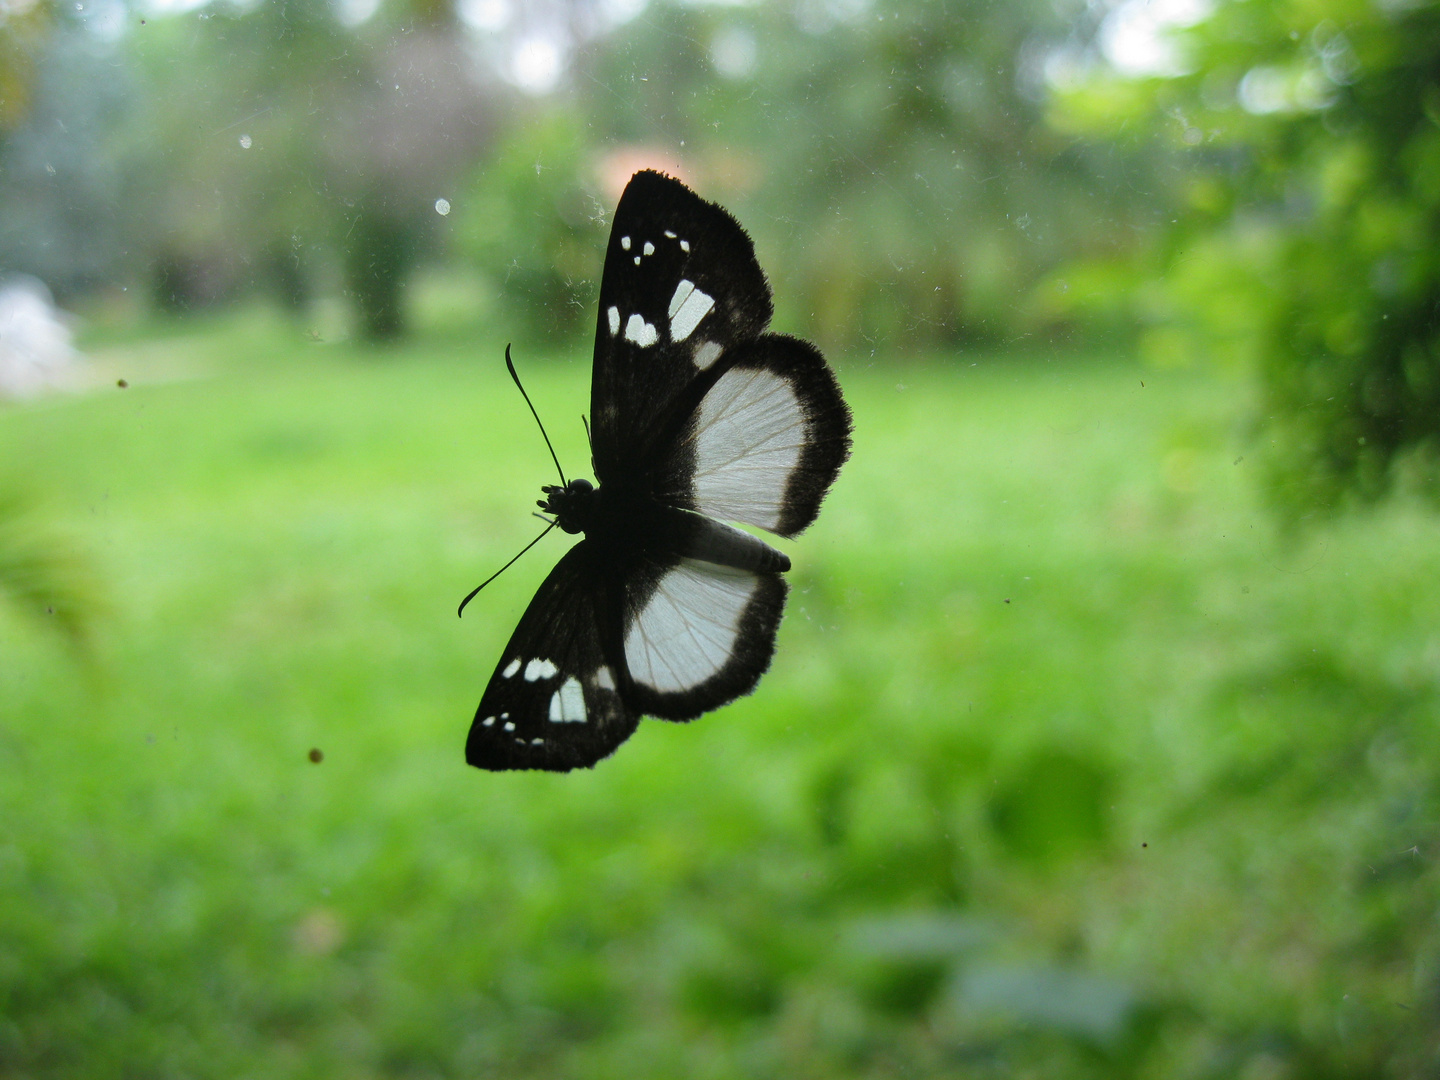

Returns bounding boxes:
[2,309,1438,1078]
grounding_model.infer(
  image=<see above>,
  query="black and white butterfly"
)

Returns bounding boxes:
[464,170,852,772]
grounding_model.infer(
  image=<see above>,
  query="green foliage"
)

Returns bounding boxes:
[118,0,493,337]
[343,203,420,340]
[8,0,1171,347]
[0,480,98,653]
[574,0,1157,351]
[3,314,1439,1077]
[455,111,608,346]
[1053,0,1440,515]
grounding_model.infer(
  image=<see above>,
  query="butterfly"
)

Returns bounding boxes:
[463,169,852,772]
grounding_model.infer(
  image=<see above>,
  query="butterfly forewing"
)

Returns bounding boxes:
[590,170,773,483]
[466,543,638,772]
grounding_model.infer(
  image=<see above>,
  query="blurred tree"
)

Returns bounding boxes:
[0,9,136,300]
[567,0,1158,352]
[456,109,608,345]
[320,22,498,339]
[0,0,50,133]
[455,0,1159,352]
[127,0,496,337]
[1052,0,1440,514]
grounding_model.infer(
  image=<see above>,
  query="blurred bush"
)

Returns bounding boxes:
[455,111,608,347]
[571,0,1157,353]
[4,0,1168,350]
[1052,0,1440,516]
[0,482,99,654]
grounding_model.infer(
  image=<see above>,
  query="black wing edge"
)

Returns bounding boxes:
[466,543,639,773]
[743,334,853,538]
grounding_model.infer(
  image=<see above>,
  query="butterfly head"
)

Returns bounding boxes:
[539,477,598,535]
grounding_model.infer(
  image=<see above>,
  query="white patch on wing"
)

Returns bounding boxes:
[481,716,495,727]
[624,314,659,347]
[643,241,655,256]
[548,677,587,722]
[693,340,724,369]
[664,229,677,238]
[503,721,515,732]
[624,559,757,694]
[621,236,631,250]
[680,239,690,253]
[690,368,805,532]
[668,280,693,318]
[502,658,521,679]
[524,658,558,681]
[667,280,715,343]
[607,306,620,335]
[594,665,616,691]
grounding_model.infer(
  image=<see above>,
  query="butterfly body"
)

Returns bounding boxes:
[539,477,597,535]
[466,170,850,772]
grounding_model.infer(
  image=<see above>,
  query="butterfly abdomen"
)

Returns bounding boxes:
[665,508,789,574]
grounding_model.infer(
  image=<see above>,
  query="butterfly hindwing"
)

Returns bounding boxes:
[466,542,638,772]
[658,333,853,538]
[590,170,773,483]
[619,550,788,721]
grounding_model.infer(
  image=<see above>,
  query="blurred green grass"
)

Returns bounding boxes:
[2,310,1438,1078]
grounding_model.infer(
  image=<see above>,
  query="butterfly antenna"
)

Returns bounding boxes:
[505,344,566,486]
[457,518,559,618]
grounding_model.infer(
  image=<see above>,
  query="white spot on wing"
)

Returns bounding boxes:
[504,721,515,732]
[643,241,655,256]
[668,282,715,343]
[680,240,690,253]
[693,341,724,369]
[607,306,620,335]
[667,279,694,318]
[624,559,758,694]
[524,658,558,681]
[595,666,616,691]
[502,658,521,679]
[621,236,631,250]
[482,716,495,727]
[531,737,544,745]
[664,229,677,238]
[548,677,587,722]
[624,313,659,347]
[634,256,641,265]
[690,368,805,532]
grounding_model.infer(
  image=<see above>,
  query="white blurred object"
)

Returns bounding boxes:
[0,276,80,399]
